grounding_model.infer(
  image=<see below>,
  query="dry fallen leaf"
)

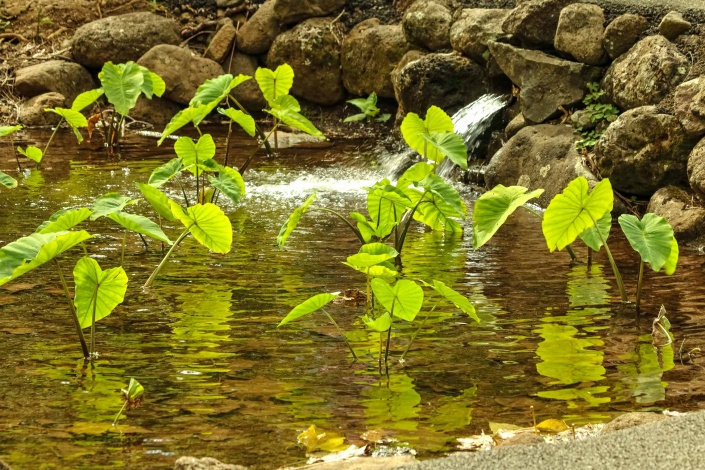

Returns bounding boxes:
[535,419,569,434]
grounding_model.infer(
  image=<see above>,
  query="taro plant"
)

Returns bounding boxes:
[344,92,391,123]
[1,124,23,173]
[113,378,145,426]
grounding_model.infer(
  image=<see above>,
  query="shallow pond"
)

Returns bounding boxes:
[1,128,705,469]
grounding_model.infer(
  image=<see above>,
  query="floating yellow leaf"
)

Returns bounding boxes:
[297,425,348,453]
[536,419,569,433]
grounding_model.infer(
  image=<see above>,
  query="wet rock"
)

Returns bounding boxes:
[205,19,237,63]
[71,12,180,68]
[496,432,545,447]
[273,0,345,25]
[342,20,413,98]
[602,412,667,434]
[19,92,66,127]
[647,186,705,242]
[571,109,596,131]
[392,52,487,122]
[688,137,705,199]
[14,60,95,103]
[267,17,345,105]
[674,77,705,140]
[659,11,691,41]
[402,0,452,51]
[554,3,606,66]
[502,0,574,47]
[485,124,597,207]
[505,113,527,138]
[602,35,689,111]
[237,0,281,55]
[174,456,247,470]
[488,41,601,123]
[131,95,182,128]
[137,45,224,105]
[603,13,649,61]
[223,52,267,112]
[594,106,690,197]
[450,9,512,64]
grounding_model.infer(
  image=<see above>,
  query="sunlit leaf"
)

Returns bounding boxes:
[362,312,393,332]
[343,113,367,123]
[157,104,210,145]
[71,88,104,112]
[277,194,316,248]
[371,278,423,322]
[421,132,468,168]
[169,202,232,253]
[367,181,412,230]
[136,182,176,221]
[267,95,324,139]
[99,61,144,117]
[45,107,88,145]
[664,237,678,275]
[618,213,676,273]
[191,74,251,124]
[37,208,93,233]
[345,243,398,269]
[397,162,434,189]
[535,419,569,434]
[91,193,138,220]
[0,125,22,138]
[107,212,173,244]
[218,107,256,137]
[400,106,454,161]
[578,211,612,252]
[73,256,128,329]
[297,425,348,453]
[174,134,216,177]
[17,145,43,164]
[279,292,339,327]
[410,174,466,232]
[148,157,183,187]
[138,66,166,99]
[122,378,144,402]
[0,170,17,189]
[255,64,294,104]
[209,166,246,205]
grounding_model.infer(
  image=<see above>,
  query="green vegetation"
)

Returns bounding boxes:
[575,82,620,150]
[344,92,391,123]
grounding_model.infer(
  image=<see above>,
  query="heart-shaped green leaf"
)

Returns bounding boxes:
[279,292,339,327]
[91,193,138,220]
[157,104,210,145]
[138,66,166,99]
[218,107,256,137]
[44,107,88,142]
[148,157,183,187]
[277,194,316,248]
[99,61,144,117]
[255,64,294,104]
[362,312,393,332]
[209,166,246,205]
[345,243,398,270]
[578,211,612,252]
[191,74,251,124]
[71,88,104,112]
[73,256,128,328]
[137,183,177,221]
[17,145,43,164]
[174,134,216,177]
[0,125,22,138]
[267,95,324,138]
[618,213,677,273]
[107,212,173,244]
[371,278,424,322]
[421,132,468,168]
[37,208,93,233]
[425,280,479,323]
[400,106,454,162]
[169,202,232,253]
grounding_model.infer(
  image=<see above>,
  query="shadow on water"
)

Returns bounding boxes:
[1,125,705,468]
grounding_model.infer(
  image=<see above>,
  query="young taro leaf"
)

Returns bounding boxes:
[169,201,233,253]
[472,185,544,250]
[17,145,43,164]
[174,134,216,177]
[107,212,173,244]
[72,88,105,112]
[91,193,138,220]
[255,64,294,104]
[137,183,177,221]
[277,194,317,248]
[362,312,393,332]
[371,278,424,322]
[148,157,183,187]
[113,378,144,426]
[578,211,612,251]
[157,104,210,145]
[0,125,22,137]
[0,170,17,189]
[190,74,251,124]
[267,95,324,139]
[400,106,454,161]
[44,107,88,143]
[409,174,466,232]
[218,108,256,137]
[425,280,479,323]
[396,162,434,189]
[137,66,166,99]
[618,213,677,273]
[209,166,246,205]
[73,256,128,329]
[367,182,411,230]
[278,292,339,326]
[99,61,144,117]
[420,132,468,168]
[37,208,93,233]
[344,92,380,122]
[344,243,398,270]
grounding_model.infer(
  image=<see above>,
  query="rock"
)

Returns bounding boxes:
[485,124,597,207]
[602,413,667,434]
[571,109,596,130]
[647,186,705,242]
[273,0,345,24]
[450,9,512,64]
[402,0,452,51]
[392,52,487,122]
[659,11,692,41]
[603,14,649,61]
[488,41,601,123]
[237,0,280,55]
[267,17,345,106]
[602,35,689,111]
[554,3,606,66]
[594,106,690,197]
[216,0,244,7]
[223,52,267,111]
[298,455,418,469]
[505,113,527,138]
[131,95,182,127]
[688,137,705,199]
[502,0,574,47]
[496,432,545,447]
[674,77,705,140]
[137,45,224,105]
[205,19,237,63]
[174,456,247,470]
[18,93,66,127]
[14,60,95,103]
[71,12,180,68]
[341,20,413,98]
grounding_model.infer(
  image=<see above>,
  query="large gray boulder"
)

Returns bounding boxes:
[554,3,606,66]
[647,186,705,242]
[131,96,181,127]
[502,0,574,47]
[237,0,281,55]
[688,137,705,199]
[19,93,66,127]
[488,41,601,123]
[267,17,346,106]
[402,0,452,51]
[137,45,224,105]
[273,0,345,24]
[674,77,705,140]
[14,60,95,103]
[594,106,690,197]
[485,124,597,207]
[450,9,512,64]
[71,12,180,68]
[342,20,413,99]
[603,13,649,61]
[602,35,689,111]
[223,52,267,112]
[392,52,487,122]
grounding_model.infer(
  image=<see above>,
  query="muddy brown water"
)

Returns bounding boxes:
[1,127,705,469]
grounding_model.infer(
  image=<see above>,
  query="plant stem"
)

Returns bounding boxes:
[115,115,125,147]
[396,194,426,259]
[321,309,358,362]
[636,259,644,311]
[239,124,278,175]
[400,300,441,361]
[588,213,628,302]
[90,287,98,358]
[10,136,22,173]
[138,233,149,251]
[229,97,274,156]
[384,326,392,377]
[112,400,128,426]
[55,259,89,358]
[311,208,365,244]
[177,178,191,207]
[41,117,64,168]
[378,332,383,374]
[144,228,191,287]
[587,247,593,271]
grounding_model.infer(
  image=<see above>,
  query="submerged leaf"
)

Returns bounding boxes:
[73,257,128,329]
[279,292,339,327]
[277,194,317,248]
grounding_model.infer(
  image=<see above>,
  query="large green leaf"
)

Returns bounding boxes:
[91,193,138,220]
[400,106,454,161]
[0,231,92,286]
[218,107,256,137]
[362,312,393,332]
[425,280,479,323]
[421,132,468,168]
[255,64,294,104]
[37,208,93,233]
[367,181,412,230]
[137,183,177,221]
[0,170,17,189]
[409,174,466,232]
[148,157,183,187]
[0,125,22,137]
[99,61,144,117]
[45,107,88,143]
[618,213,677,273]
[190,74,251,124]
[169,202,232,253]
[472,185,544,250]
[174,134,216,177]
[267,95,324,138]
[72,88,104,112]
[209,166,246,205]
[278,292,339,327]
[277,194,316,248]
[107,212,173,244]
[17,146,43,164]
[73,257,128,329]
[397,162,434,189]
[349,212,394,242]
[542,177,613,252]
[345,243,398,270]
[157,104,210,145]
[371,278,424,322]
[138,66,166,99]
[578,211,612,252]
